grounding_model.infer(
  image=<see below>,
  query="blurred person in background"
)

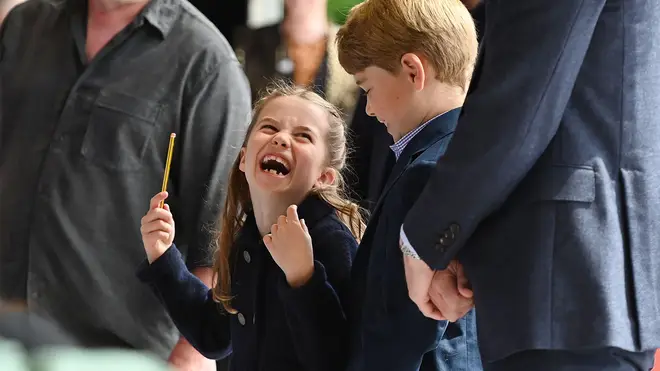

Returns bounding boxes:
[0,300,76,350]
[0,0,251,371]
[282,0,327,87]
[0,301,171,371]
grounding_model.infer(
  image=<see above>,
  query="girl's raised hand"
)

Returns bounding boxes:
[140,191,175,263]
[263,205,314,288]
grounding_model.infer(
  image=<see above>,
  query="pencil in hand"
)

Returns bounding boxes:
[159,133,176,208]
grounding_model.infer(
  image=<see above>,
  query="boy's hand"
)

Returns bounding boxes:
[263,205,314,288]
[404,255,445,321]
[140,191,175,263]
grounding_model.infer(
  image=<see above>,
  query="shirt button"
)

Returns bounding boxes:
[243,251,251,263]
[237,312,246,326]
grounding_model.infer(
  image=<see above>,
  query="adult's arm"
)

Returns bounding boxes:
[402,0,607,270]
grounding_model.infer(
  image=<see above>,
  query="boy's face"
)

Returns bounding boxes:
[355,55,425,141]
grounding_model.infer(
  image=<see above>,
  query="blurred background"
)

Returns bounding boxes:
[8,1,657,371]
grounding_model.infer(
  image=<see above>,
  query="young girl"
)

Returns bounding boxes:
[137,84,365,371]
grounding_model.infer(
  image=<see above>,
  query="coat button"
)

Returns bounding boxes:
[243,250,251,263]
[449,223,460,237]
[237,312,246,326]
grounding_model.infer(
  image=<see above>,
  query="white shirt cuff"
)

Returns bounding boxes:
[399,226,420,258]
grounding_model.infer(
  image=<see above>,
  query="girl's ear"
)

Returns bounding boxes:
[315,167,337,189]
[238,148,247,173]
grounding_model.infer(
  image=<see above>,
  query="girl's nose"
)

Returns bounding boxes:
[272,135,290,148]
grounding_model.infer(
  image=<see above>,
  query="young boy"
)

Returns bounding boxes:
[336,0,482,370]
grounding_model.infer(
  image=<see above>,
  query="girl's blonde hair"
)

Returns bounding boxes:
[211,82,366,313]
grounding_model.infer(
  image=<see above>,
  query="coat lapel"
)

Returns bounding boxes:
[370,108,461,220]
[351,108,461,313]
[355,108,461,265]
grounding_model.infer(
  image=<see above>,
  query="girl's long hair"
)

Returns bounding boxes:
[211,82,366,313]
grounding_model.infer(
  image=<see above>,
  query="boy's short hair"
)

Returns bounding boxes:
[336,0,478,90]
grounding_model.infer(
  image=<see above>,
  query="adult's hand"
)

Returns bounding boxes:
[428,260,474,322]
[168,337,216,371]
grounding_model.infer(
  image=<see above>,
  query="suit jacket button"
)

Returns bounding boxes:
[237,313,246,326]
[449,223,460,236]
[243,250,251,263]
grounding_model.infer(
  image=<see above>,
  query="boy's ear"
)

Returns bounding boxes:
[315,167,337,189]
[238,147,247,173]
[400,53,426,92]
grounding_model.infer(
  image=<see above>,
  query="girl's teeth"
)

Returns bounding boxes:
[263,155,288,168]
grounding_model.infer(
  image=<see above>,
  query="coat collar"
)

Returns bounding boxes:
[378,107,461,203]
[237,194,335,245]
[355,108,460,259]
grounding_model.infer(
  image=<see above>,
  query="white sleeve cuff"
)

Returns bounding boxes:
[399,226,420,259]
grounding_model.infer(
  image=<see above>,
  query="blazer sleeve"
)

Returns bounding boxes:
[277,229,357,371]
[403,0,607,270]
[137,245,232,359]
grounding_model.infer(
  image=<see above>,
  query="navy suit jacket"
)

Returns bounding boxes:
[138,195,357,371]
[403,0,660,363]
[350,110,481,371]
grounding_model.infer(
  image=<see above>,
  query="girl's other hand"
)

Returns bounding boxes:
[263,205,314,288]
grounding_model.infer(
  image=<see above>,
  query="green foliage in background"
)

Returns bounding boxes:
[328,0,362,25]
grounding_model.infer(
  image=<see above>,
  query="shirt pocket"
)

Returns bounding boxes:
[81,90,161,171]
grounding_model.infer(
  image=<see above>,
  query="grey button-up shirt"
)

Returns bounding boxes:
[0,0,251,357]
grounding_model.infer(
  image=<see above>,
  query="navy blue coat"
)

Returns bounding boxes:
[138,195,357,371]
[402,0,660,363]
[349,109,481,371]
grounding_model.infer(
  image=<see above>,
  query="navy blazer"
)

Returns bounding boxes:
[137,195,357,371]
[403,0,660,363]
[349,110,481,371]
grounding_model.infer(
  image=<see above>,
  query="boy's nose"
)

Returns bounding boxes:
[365,101,376,117]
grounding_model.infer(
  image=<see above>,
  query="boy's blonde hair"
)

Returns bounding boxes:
[336,0,478,90]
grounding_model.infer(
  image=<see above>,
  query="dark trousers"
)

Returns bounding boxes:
[485,348,655,371]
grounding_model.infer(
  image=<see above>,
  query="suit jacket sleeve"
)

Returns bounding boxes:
[174,58,252,270]
[277,229,356,371]
[403,0,607,270]
[137,245,232,359]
